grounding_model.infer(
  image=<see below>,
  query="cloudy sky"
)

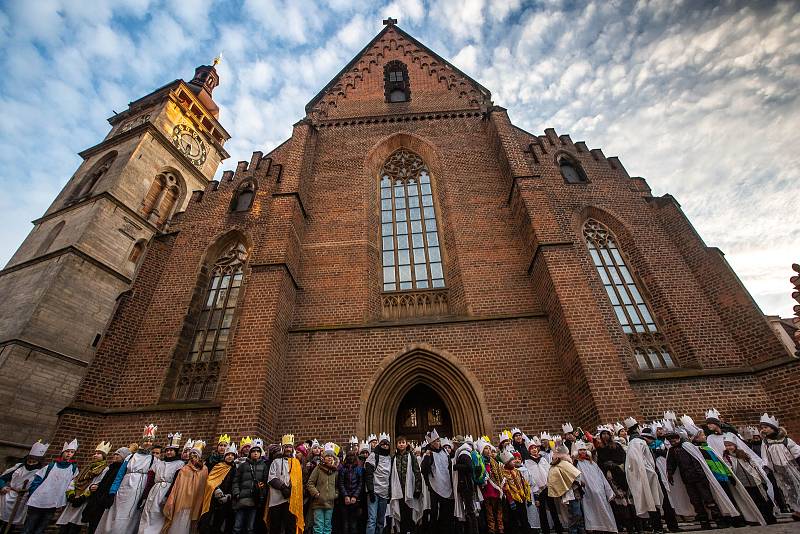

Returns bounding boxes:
[0,0,798,317]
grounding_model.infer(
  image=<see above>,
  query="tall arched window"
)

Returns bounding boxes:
[583,219,675,370]
[141,170,183,226]
[174,241,249,401]
[67,151,116,204]
[35,221,65,256]
[380,149,444,291]
[558,155,587,184]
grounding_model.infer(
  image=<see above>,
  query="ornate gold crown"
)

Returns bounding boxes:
[281,434,295,446]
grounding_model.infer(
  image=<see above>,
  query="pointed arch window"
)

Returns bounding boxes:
[67,151,116,204]
[380,150,444,291]
[583,219,675,370]
[558,155,588,184]
[173,241,248,401]
[231,181,255,212]
[141,170,183,227]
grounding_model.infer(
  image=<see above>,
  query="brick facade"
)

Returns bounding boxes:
[40,24,798,463]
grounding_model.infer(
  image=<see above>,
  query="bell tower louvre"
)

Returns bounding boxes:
[7,20,792,463]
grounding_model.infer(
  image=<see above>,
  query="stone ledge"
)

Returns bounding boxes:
[59,401,222,416]
[289,311,546,333]
[629,355,799,382]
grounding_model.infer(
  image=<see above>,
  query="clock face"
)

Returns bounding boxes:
[172,124,207,167]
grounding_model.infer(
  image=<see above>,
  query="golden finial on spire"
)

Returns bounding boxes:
[213,51,223,67]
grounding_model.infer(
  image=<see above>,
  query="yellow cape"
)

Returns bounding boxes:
[201,462,232,516]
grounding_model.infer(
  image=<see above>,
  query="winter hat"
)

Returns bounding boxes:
[115,447,132,459]
[323,443,337,457]
[499,450,515,465]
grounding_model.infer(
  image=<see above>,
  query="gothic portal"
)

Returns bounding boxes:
[0,20,796,465]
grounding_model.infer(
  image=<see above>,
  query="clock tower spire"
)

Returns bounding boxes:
[0,61,231,461]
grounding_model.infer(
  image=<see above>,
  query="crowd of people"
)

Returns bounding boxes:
[1,410,799,534]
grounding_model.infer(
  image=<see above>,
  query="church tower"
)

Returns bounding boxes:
[0,62,230,461]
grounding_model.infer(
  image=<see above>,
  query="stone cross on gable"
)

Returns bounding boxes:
[383,17,397,26]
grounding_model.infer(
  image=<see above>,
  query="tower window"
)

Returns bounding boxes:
[583,218,675,370]
[558,156,588,184]
[384,61,410,103]
[380,149,444,291]
[231,181,256,212]
[141,170,184,227]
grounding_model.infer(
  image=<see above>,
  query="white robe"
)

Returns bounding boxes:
[26,462,78,509]
[624,437,662,517]
[98,452,155,534]
[389,454,423,530]
[428,449,452,499]
[267,458,290,507]
[519,464,540,529]
[56,466,109,526]
[138,459,185,534]
[0,463,39,524]
[707,432,774,502]
[524,457,549,496]
[761,435,800,513]
[576,460,617,533]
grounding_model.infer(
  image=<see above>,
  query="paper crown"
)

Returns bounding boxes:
[359,440,370,452]
[525,435,541,448]
[663,418,675,432]
[95,441,112,455]
[166,432,182,449]
[510,427,522,436]
[240,436,253,447]
[596,424,614,435]
[739,426,758,440]
[562,422,574,434]
[539,431,551,441]
[613,422,624,433]
[705,408,721,423]
[183,439,194,451]
[251,438,264,450]
[499,450,515,465]
[441,437,453,449]
[464,434,474,444]
[378,432,390,443]
[427,429,440,442]
[62,438,78,452]
[680,414,701,437]
[475,436,489,452]
[225,442,238,455]
[142,424,157,440]
[571,440,591,456]
[29,440,49,457]
[498,430,513,443]
[323,442,337,455]
[190,440,206,455]
[281,434,294,446]
[760,413,779,430]
[310,439,321,448]
[651,420,664,429]
[217,434,231,445]
[349,436,359,445]
[623,417,638,429]
[367,433,377,443]
[664,410,677,421]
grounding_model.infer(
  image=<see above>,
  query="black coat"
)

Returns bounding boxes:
[666,443,706,484]
[82,461,123,526]
[232,459,268,508]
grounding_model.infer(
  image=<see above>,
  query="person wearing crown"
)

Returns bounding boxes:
[162,440,209,534]
[83,446,132,534]
[236,438,253,467]
[759,413,800,522]
[510,429,529,462]
[338,443,364,534]
[500,449,532,534]
[452,436,479,534]
[56,442,111,534]
[572,440,616,533]
[138,433,185,534]
[364,433,392,534]
[367,435,378,453]
[199,440,237,534]
[420,429,454,534]
[476,436,503,534]
[622,418,664,533]
[22,438,79,534]
[522,435,562,534]
[207,435,232,473]
[389,435,422,534]
[0,440,47,532]
[98,424,158,534]
[266,435,303,534]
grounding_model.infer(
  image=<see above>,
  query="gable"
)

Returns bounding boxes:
[306,25,492,121]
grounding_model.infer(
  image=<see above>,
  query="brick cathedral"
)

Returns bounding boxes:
[1,21,797,464]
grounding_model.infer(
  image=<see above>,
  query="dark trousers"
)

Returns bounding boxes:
[398,501,414,534]
[268,502,296,534]
[656,474,678,530]
[538,489,563,534]
[744,486,776,524]
[506,501,530,534]
[58,524,81,534]
[341,502,360,534]
[718,481,745,527]
[22,506,55,534]
[459,490,478,534]
[767,471,788,512]
[233,507,258,534]
[683,478,718,523]
[429,491,454,534]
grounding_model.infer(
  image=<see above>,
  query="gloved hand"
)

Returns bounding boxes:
[280,483,291,499]
[213,488,224,499]
[413,490,421,499]
[369,492,376,503]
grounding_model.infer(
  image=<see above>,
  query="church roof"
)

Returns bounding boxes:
[304,22,492,115]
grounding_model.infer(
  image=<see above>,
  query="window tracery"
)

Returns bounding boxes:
[173,241,248,401]
[380,149,444,292]
[583,219,675,370]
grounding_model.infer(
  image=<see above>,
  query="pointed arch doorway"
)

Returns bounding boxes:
[395,384,452,446]
[360,346,492,442]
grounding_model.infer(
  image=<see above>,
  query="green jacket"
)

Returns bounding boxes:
[306,463,338,509]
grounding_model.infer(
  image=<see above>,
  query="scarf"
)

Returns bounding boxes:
[70,459,108,497]
[484,455,503,492]
[700,445,731,482]
[502,467,529,504]
[201,462,232,515]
